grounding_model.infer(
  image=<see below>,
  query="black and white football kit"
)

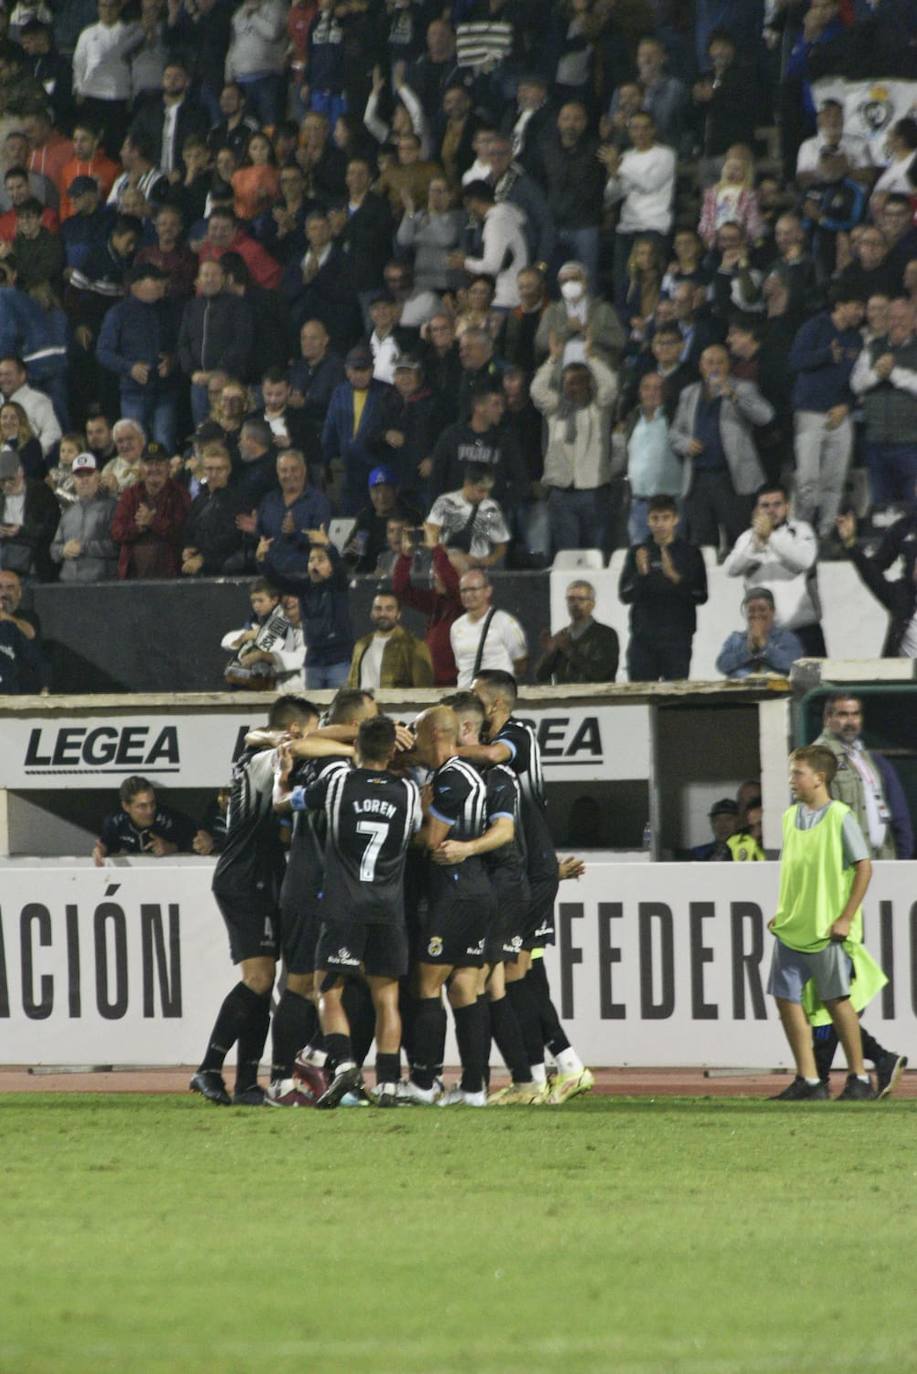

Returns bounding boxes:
[212,745,286,963]
[493,718,559,947]
[483,762,531,963]
[99,804,196,857]
[293,765,422,978]
[279,754,351,975]
[423,755,496,968]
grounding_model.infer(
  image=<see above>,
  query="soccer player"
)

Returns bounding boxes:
[465,670,594,1103]
[190,695,338,1107]
[278,714,422,1108]
[768,745,885,1102]
[268,687,375,1105]
[437,691,544,1105]
[404,704,496,1106]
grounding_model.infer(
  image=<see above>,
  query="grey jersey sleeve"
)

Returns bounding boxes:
[841,811,870,867]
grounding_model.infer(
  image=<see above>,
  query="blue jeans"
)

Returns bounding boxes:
[119,386,179,452]
[310,88,347,125]
[865,442,917,508]
[553,227,600,294]
[190,382,210,427]
[236,73,285,126]
[547,485,610,555]
[305,660,350,690]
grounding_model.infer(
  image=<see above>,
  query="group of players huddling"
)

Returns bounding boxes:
[190,671,593,1109]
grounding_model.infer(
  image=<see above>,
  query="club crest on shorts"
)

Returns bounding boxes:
[428,936,443,957]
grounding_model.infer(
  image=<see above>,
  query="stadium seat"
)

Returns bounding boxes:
[328,518,356,552]
[553,549,604,570]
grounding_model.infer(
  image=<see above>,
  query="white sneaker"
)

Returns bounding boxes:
[397,1078,441,1106]
[547,1067,595,1104]
[265,1078,314,1107]
[371,1081,399,1107]
[438,1087,487,1107]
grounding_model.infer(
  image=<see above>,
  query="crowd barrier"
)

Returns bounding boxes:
[3,860,914,1070]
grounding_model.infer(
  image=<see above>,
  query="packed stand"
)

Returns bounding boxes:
[0,0,915,688]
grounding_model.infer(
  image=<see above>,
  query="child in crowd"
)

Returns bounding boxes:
[46,432,85,507]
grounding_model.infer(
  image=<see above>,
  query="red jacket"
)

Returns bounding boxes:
[196,230,282,290]
[112,478,191,579]
[392,543,461,686]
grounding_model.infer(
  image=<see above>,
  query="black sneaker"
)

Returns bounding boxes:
[875,1052,908,1100]
[837,1074,875,1101]
[232,1084,266,1106]
[189,1070,231,1105]
[769,1076,830,1101]
[315,1063,361,1110]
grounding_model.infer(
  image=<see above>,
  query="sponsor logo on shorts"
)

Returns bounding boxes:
[333,947,359,966]
[427,936,443,957]
[465,938,485,957]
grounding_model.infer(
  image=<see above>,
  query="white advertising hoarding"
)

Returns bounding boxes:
[1,862,914,1069]
[0,703,651,790]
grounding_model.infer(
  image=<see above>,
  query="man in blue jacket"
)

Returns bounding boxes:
[321,345,392,515]
[96,263,181,451]
[788,285,863,542]
[716,587,804,679]
[264,525,354,689]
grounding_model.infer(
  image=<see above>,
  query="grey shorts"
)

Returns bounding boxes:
[768,938,852,1004]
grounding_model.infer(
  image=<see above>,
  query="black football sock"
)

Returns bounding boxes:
[324,1032,354,1069]
[411,996,446,1090]
[234,990,271,1091]
[506,976,545,1070]
[271,989,318,1081]
[398,979,414,1064]
[375,1051,400,1085]
[199,982,264,1074]
[812,1024,839,1083]
[860,1024,888,1067]
[527,958,571,1055]
[343,979,376,1068]
[454,1001,486,1095]
[478,994,492,1087]
[489,994,533,1084]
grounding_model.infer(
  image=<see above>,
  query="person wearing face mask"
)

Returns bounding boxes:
[534,261,625,369]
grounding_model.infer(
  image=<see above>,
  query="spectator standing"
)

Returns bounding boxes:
[49,451,117,582]
[346,588,433,690]
[724,483,826,658]
[392,529,461,685]
[180,445,244,577]
[321,344,391,515]
[531,340,618,555]
[96,263,181,451]
[837,509,917,661]
[0,356,60,459]
[671,344,772,551]
[58,121,119,219]
[716,587,804,679]
[177,259,253,425]
[692,28,757,163]
[601,110,676,301]
[535,260,625,369]
[450,568,527,687]
[849,298,917,511]
[224,0,288,127]
[540,102,605,292]
[814,693,913,860]
[111,447,190,578]
[426,463,511,572]
[289,319,346,439]
[395,176,466,296]
[535,579,619,684]
[0,448,59,580]
[255,449,331,556]
[128,56,209,174]
[344,466,422,573]
[619,494,707,682]
[430,380,527,516]
[485,134,554,270]
[72,0,143,157]
[788,287,863,542]
[449,180,528,311]
[264,525,354,690]
[623,372,683,545]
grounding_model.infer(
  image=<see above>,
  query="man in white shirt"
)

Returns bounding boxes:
[0,355,61,456]
[367,292,406,385]
[601,109,675,301]
[449,181,528,311]
[723,481,825,657]
[796,99,873,189]
[450,568,527,687]
[346,588,433,689]
[72,0,143,155]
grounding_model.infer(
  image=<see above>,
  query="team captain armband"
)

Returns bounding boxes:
[289,786,308,812]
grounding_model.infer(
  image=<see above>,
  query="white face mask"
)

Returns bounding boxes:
[560,279,585,304]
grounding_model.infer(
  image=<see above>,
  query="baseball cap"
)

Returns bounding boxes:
[71,452,98,473]
[709,799,739,818]
[68,175,99,197]
[368,465,396,488]
[0,449,20,480]
[142,442,170,465]
[346,345,373,369]
[394,355,422,372]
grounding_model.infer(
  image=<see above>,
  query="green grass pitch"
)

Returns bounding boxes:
[2,1094,916,1374]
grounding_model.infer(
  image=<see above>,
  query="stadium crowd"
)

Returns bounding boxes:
[0,0,916,691]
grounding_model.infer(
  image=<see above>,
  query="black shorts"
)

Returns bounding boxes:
[214,889,278,965]
[315,920,409,980]
[420,895,495,969]
[487,874,529,963]
[523,873,559,949]
[279,900,322,976]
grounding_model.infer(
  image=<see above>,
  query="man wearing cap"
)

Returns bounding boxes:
[59,122,119,220]
[345,466,423,574]
[689,799,739,861]
[49,453,118,582]
[96,262,181,451]
[365,291,414,386]
[60,176,112,274]
[716,587,804,679]
[111,446,190,578]
[321,345,391,515]
[0,448,60,580]
[378,356,440,502]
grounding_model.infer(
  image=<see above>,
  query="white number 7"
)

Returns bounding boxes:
[356,819,389,881]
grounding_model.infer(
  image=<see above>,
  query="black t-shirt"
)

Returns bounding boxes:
[301,765,422,925]
[484,762,527,880]
[428,755,492,901]
[213,745,285,902]
[494,718,557,886]
[100,803,196,856]
[281,753,351,913]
